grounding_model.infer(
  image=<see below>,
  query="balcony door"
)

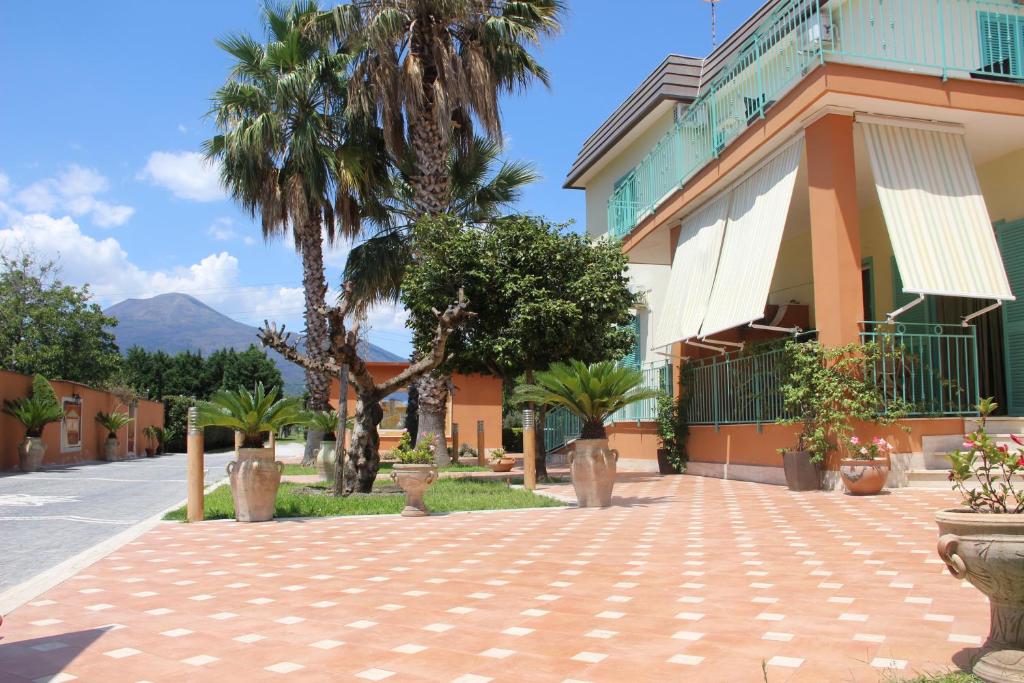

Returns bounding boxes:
[998,219,1024,415]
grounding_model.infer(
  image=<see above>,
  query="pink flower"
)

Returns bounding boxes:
[998,444,1009,454]
[1018,456,1024,468]
[850,436,860,445]
[1011,434,1024,446]
[963,440,976,449]
[860,447,869,455]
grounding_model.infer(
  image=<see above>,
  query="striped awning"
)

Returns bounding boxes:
[652,194,730,348]
[699,138,804,338]
[860,119,1014,301]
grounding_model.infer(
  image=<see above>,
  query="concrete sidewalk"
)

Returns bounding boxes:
[0,474,984,682]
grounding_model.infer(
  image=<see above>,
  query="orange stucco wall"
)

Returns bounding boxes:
[328,362,504,455]
[0,369,165,470]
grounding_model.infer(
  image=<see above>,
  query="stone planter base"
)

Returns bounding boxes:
[391,464,438,516]
[782,450,819,491]
[839,459,889,495]
[103,438,119,462]
[18,437,46,472]
[568,439,618,508]
[317,441,337,483]
[936,509,1024,683]
[226,447,283,522]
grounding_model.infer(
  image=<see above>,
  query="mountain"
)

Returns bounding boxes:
[104,293,404,395]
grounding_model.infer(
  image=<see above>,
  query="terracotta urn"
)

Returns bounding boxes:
[490,458,515,473]
[390,464,438,517]
[226,447,283,522]
[936,509,1024,682]
[839,458,889,495]
[782,450,819,491]
[18,437,46,473]
[103,437,119,461]
[316,440,337,483]
[144,447,155,457]
[568,439,618,508]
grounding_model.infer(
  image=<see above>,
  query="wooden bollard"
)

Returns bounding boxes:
[522,409,536,491]
[452,423,459,461]
[187,407,205,522]
[476,420,485,466]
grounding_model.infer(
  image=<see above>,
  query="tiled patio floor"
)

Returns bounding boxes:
[0,474,986,682]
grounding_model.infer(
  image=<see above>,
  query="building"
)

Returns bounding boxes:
[329,362,504,456]
[559,0,1024,485]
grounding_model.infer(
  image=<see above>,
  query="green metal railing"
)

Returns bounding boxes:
[606,0,1024,240]
[860,321,980,416]
[544,361,673,452]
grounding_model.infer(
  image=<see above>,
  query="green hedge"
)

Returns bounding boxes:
[163,395,235,453]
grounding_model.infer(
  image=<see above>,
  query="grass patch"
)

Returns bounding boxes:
[895,672,980,683]
[281,462,490,476]
[164,477,563,521]
[281,463,316,475]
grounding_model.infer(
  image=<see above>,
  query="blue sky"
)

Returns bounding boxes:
[0,0,763,357]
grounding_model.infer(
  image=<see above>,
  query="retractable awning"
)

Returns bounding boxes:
[652,194,731,348]
[860,119,1013,301]
[699,138,804,338]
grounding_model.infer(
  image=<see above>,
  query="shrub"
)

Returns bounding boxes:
[393,431,436,464]
[3,374,63,437]
[502,426,523,452]
[163,395,234,453]
[948,398,1024,513]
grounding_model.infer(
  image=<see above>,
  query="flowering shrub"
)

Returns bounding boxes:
[947,398,1024,514]
[844,435,894,461]
[458,443,478,461]
[489,447,507,462]
[393,431,437,465]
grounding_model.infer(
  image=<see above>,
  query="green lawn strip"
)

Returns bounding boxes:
[896,672,980,683]
[281,463,490,476]
[164,478,563,521]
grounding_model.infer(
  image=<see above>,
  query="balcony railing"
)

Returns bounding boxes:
[860,321,981,417]
[606,0,1024,240]
[544,361,673,453]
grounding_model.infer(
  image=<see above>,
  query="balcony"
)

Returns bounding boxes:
[607,0,1024,241]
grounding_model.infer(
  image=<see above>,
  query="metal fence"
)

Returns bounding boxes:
[686,343,795,427]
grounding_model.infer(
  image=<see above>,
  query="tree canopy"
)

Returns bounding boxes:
[121,345,283,401]
[401,215,638,382]
[0,254,121,386]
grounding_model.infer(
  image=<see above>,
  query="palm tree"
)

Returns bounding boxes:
[320,0,564,459]
[514,361,661,440]
[204,0,387,464]
[196,383,305,448]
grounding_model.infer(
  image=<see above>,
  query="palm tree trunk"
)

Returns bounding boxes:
[416,370,450,465]
[298,222,331,466]
[343,394,383,494]
[333,364,349,496]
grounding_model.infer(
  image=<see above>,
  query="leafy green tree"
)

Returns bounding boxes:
[321,0,565,460]
[0,254,121,386]
[401,215,637,476]
[122,346,282,401]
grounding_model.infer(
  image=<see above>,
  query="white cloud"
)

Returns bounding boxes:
[208,217,238,241]
[177,124,188,134]
[140,151,224,202]
[10,164,134,227]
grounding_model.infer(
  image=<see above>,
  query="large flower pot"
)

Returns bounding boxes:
[316,440,337,483]
[144,447,155,457]
[103,437,119,462]
[839,459,889,495]
[936,509,1024,683]
[391,464,438,517]
[657,448,680,475]
[18,437,46,472]
[490,458,515,473]
[226,447,283,522]
[568,439,618,508]
[782,450,819,491]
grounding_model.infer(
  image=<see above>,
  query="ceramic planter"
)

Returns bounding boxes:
[18,437,46,472]
[226,447,283,522]
[936,509,1024,683]
[657,448,680,475]
[568,439,618,508]
[103,437,119,461]
[390,464,438,517]
[316,440,337,483]
[839,458,889,495]
[490,458,515,473]
[782,450,819,491]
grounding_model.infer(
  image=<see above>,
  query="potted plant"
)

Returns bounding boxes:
[458,443,478,464]
[196,383,304,522]
[152,426,167,455]
[839,435,893,495]
[95,411,133,462]
[143,425,158,456]
[655,393,687,475]
[515,360,659,508]
[937,398,1024,682]
[489,447,515,472]
[778,341,908,491]
[304,409,344,483]
[390,431,438,517]
[3,374,63,472]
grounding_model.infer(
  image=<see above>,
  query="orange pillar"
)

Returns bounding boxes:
[807,113,863,347]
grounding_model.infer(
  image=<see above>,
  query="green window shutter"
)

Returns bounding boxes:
[622,315,641,369]
[891,256,931,325]
[998,220,1024,416]
[979,11,1022,78]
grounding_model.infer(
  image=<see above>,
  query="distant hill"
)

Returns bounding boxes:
[104,293,404,395]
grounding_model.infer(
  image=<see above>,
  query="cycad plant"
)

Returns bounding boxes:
[3,374,63,438]
[302,409,352,441]
[196,383,305,448]
[514,361,661,440]
[95,411,133,440]
[144,425,167,454]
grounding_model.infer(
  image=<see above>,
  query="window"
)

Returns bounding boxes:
[977,11,1024,81]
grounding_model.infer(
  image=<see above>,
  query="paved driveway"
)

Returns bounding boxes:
[0,451,235,594]
[0,474,988,682]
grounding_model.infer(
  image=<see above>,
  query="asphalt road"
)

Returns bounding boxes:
[0,450,236,594]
